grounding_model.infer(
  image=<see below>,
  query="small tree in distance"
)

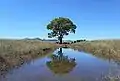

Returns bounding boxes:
[47,17,77,44]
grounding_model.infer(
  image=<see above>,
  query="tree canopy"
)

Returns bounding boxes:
[47,17,77,44]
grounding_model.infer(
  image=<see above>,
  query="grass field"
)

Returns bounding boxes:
[70,40,120,61]
[1,39,120,81]
[0,39,57,73]
[70,40,120,81]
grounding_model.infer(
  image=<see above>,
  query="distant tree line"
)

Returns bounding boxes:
[73,39,86,43]
[24,38,86,44]
[56,39,86,44]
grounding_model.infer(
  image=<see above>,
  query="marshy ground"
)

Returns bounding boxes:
[0,39,120,81]
[70,40,120,81]
[0,39,57,74]
[70,40,120,61]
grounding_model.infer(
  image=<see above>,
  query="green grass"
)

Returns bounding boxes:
[0,39,57,72]
[70,40,120,61]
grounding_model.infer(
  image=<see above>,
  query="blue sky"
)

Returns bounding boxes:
[0,0,120,40]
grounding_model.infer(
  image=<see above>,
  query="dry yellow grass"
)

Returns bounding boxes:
[0,39,57,73]
[70,40,120,61]
[0,39,56,55]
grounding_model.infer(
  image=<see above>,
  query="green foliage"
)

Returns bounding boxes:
[46,48,76,74]
[47,17,77,43]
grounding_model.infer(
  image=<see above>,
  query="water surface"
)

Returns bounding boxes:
[1,48,120,81]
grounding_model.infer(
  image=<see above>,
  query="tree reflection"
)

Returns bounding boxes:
[46,48,76,74]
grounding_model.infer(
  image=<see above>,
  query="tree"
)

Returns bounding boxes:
[46,48,76,74]
[47,17,77,44]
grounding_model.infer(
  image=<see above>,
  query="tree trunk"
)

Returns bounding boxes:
[60,48,62,53]
[59,37,62,44]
